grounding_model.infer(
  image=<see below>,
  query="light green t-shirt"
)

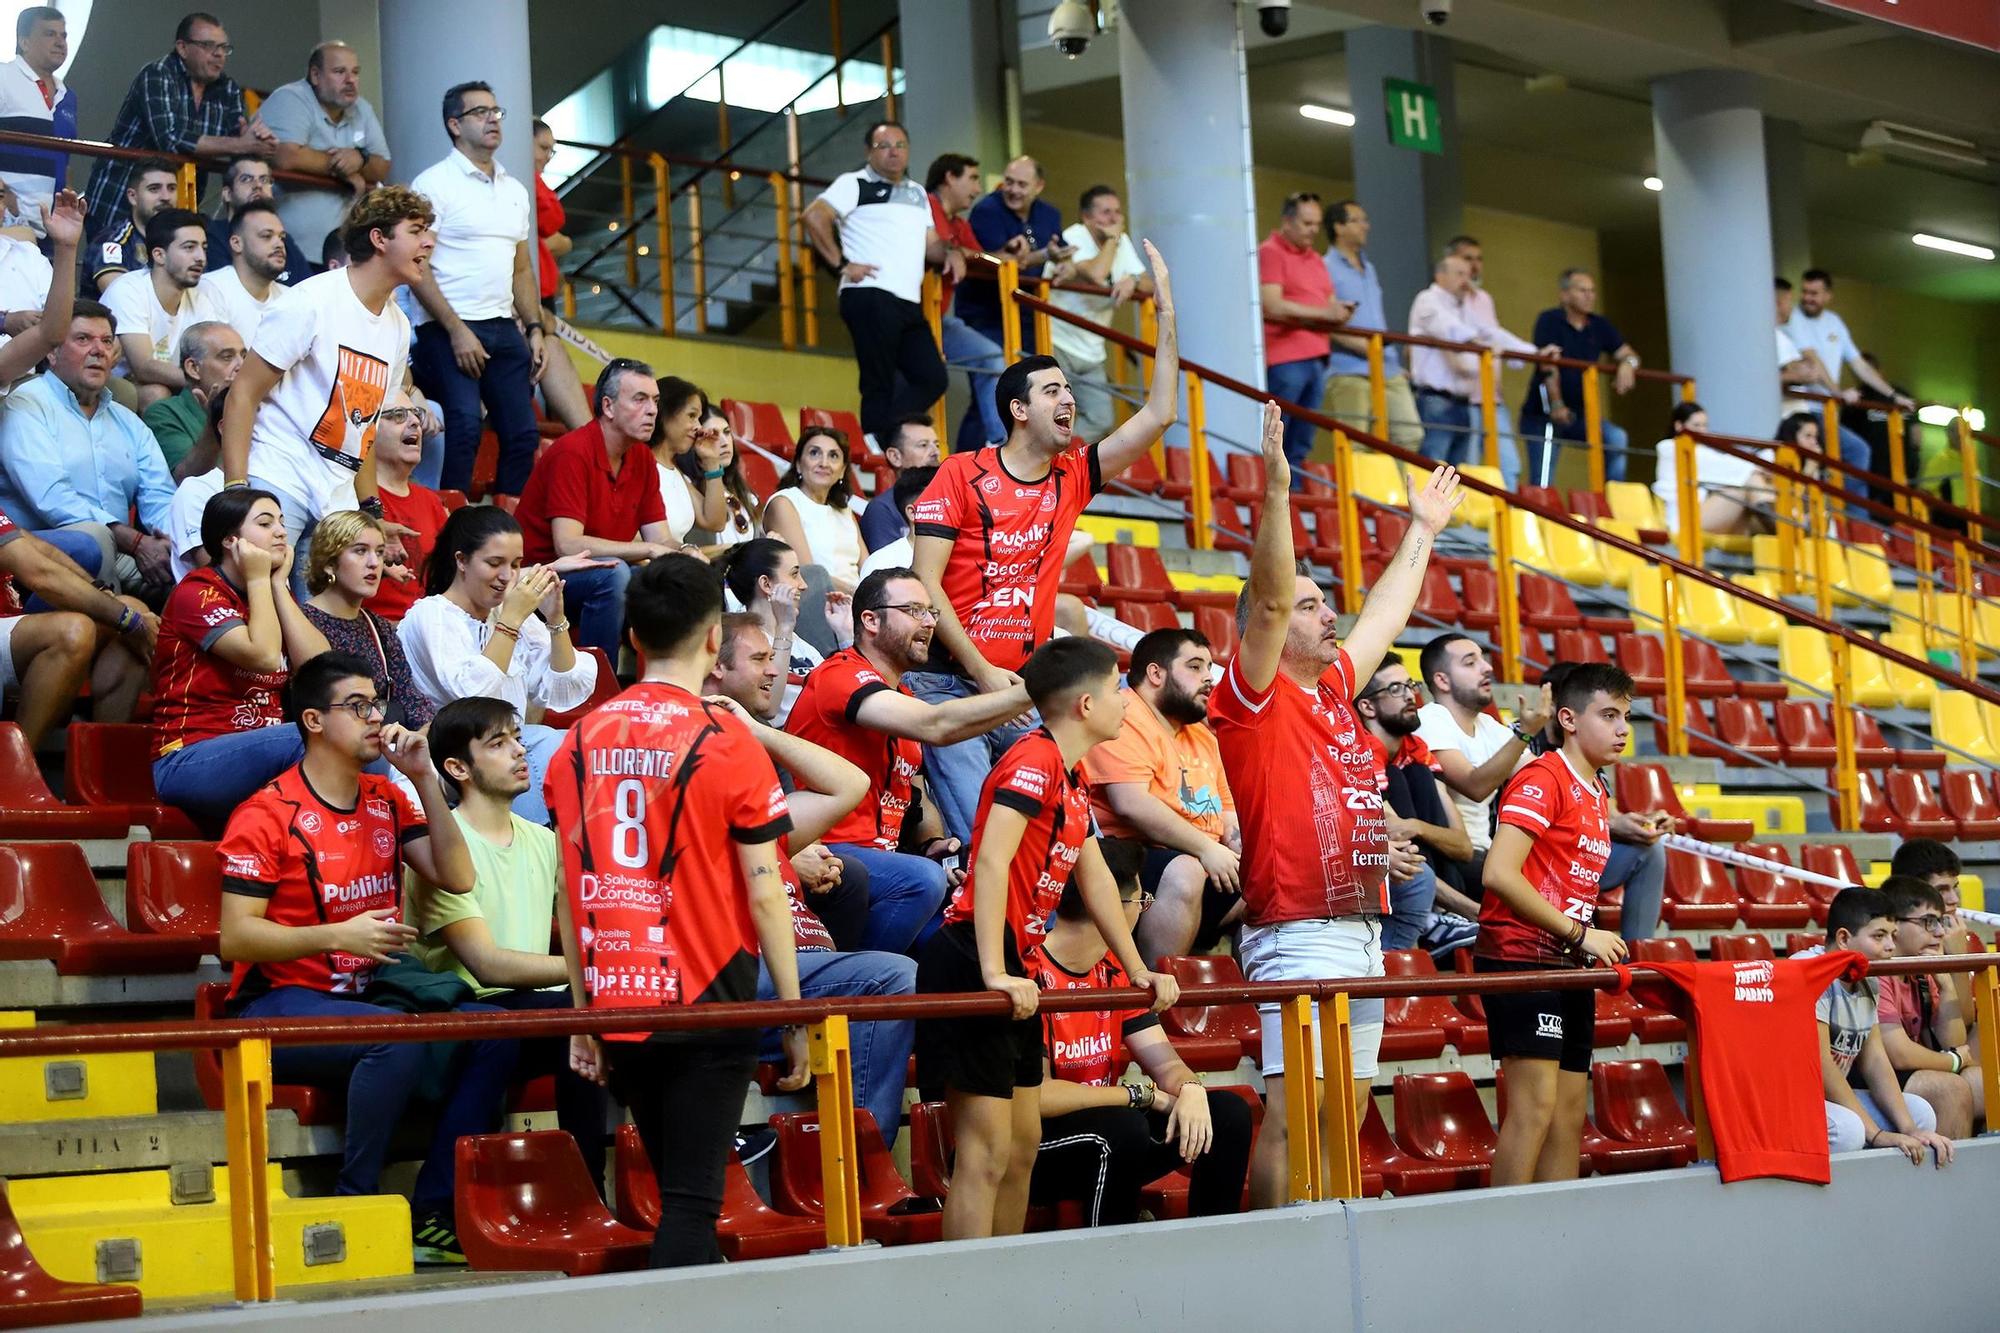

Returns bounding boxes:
[410,810,563,997]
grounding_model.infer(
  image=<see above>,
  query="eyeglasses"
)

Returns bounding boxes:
[376,407,421,426]
[327,698,388,721]
[869,139,909,151]
[1121,890,1154,911]
[1898,913,1950,934]
[871,602,939,624]
[180,38,233,54]
[1358,680,1420,701]
[458,105,506,122]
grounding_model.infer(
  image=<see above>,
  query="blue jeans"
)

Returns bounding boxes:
[1520,414,1630,486]
[901,670,1036,845]
[940,313,1007,446]
[1834,424,1872,501]
[154,725,305,828]
[1416,389,1477,465]
[413,318,539,497]
[1382,863,1438,953]
[757,948,917,1147]
[516,723,563,828]
[1267,356,1329,485]
[559,560,632,665]
[236,986,517,1214]
[1602,838,1665,943]
[828,844,949,955]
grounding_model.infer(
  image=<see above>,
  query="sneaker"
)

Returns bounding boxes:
[412,1212,467,1266]
[733,1128,778,1167]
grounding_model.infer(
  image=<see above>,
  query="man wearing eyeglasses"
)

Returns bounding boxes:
[784,566,1030,954]
[1351,659,1476,953]
[1874,875,1982,1140]
[1889,837,1978,1015]
[409,81,542,500]
[84,12,274,238]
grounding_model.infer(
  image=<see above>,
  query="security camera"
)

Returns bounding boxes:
[1256,0,1292,38]
[1048,0,1096,58]
[1420,0,1452,25]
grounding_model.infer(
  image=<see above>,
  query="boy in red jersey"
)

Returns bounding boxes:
[916,637,1178,1240]
[217,650,495,1265]
[547,555,805,1269]
[1477,661,1633,1186]
[907,243,1177,843]
[1213,401,1459,1209]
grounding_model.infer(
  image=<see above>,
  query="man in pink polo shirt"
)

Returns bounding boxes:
[1257,193,1354,487]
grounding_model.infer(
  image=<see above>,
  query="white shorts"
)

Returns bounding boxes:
[1240,916,1385,1080]
[0,611,21,697]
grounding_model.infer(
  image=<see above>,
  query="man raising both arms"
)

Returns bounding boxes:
[908,241,1179,843]
[1212,401,1459,1209]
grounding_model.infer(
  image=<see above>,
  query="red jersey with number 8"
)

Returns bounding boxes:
[545,681,792,1039]
[941,728,1091,948]
[1476,749,1611,965]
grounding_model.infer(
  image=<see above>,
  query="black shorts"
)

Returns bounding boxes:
[1475,957,1593,1073]
[1135,843,1240,953]
[915,920,1044,1101]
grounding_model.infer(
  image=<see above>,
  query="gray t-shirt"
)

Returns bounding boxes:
[1794,943,1879,1077]
[257,79,391,263]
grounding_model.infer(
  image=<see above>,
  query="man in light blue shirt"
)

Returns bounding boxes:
[0,300,177,599]
[1322,200,1423,450]
[1783,268,1910,502]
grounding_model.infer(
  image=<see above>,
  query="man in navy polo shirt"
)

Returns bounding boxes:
[956,156,1072,358]
[1518,268,1642,485]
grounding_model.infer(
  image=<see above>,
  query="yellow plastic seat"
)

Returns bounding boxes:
[1593,519,1646,590]
[1847,645,1900,710]
[1751,535,1856,607]
[1350,450,1408,508]
[1977,600,2000,656]
[1726,574,1786,647]
[1838,543,1895,609]
[1879,632,1939,710]
[1456,465,1501,529]
[1508,511,1605,587]
[1626,565,1665,630]
[1929,689,2000,763]
[1606,481,1665,531]
[1679,578,1748,644]
[1778,625,1833,699]
[1888,589,1928,639]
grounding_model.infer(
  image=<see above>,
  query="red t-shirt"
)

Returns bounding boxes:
[928,193,981,314]
[1633,951,1862,1183]
[151,567,289,760]
[1257,230,1334,365]
[1210,649,1389,924]
[910,443,1101,674]
[777,838,836,954]
[516,421,667,564]
[1476,750,1612,965]
[782,648,921,851]
[218,767,427,999]
[535,174,565,301]
[942,728,1091,948]
[367,484,450,623]
[1025,943,1157,1085]
[544,681,792,1038]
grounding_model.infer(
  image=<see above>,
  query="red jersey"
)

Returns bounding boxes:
[151,567,289,760]
[1210,649,1389,924]
[1476,750,1612,965]
[909,443,1101,674]
[942,728,1091,948]
[368,484,450,622]
[778,839,836,954]
[927,193,980,313]
[782,648,920,850]
[544,681,792,1038]
[1024,944,1157,1086]
[219,766,426,999]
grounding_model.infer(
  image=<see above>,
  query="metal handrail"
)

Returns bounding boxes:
[0,126,327,191]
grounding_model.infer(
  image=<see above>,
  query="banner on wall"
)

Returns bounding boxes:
[1818,0,2000,52]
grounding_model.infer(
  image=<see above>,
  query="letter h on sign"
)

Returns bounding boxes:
[1384,79,1442,156]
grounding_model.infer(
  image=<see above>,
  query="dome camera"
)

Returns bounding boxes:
[1048,0,1096,58]
[1421,0,1453,26]
[1256,0,1292,38]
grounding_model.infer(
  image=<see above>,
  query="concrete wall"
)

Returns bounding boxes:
[119,1138,2000,1332]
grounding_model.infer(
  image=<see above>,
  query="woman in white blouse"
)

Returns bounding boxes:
[650,376,728,542]
[762,425,865,592]
[399,505,604,826]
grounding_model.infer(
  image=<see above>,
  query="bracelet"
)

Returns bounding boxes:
[115,605,139,635]
[492,620,521,640]
[546,618,570,635]
[1950,1049,1964,1075]
[1865,1129,1881,1148]
[1127,1080,1152,1111]
[224,479,248,490]
[703,468,727,480]
[357,496,384,518]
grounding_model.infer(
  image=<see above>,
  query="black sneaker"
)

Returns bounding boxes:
[733,1128,777,1167]
[412,1211,467,1266]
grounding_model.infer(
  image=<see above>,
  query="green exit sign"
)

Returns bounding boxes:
[1384,78,1442,155]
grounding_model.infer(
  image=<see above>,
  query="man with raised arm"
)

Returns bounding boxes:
[1211,401,1459,1209]
[908,241,1178,842]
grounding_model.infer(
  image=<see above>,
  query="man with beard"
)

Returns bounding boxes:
[785,567,1030,954]
[203,156,313,286]
[1414,633,1551,893]
[1082,627,1242,966]
[102,207,222,409]
[1353,656,1477,952]
[197,202,294,341]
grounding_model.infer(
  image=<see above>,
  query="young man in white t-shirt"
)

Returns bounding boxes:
[197,202,294,344]
[220,185,436,594]
[1048,185,1151,444]
[102,207,221,409]
[1413,632,1550,895]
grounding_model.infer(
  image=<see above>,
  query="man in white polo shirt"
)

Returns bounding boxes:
[1783,267,1912,502]
[409,80,542,500]
[0,7,74,239]
[802,120,948,448]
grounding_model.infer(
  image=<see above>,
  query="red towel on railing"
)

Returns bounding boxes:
[1614,951,1866,1185]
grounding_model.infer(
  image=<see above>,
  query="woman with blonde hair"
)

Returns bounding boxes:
[300,510,435,729]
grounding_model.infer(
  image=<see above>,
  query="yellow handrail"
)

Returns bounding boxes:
[650,154,674,336]
[1582,367,1606,493]
[1187,374,1212,552]
[1661,566,1687,758]
[620,156,637,288]
[1478,350,1500,469]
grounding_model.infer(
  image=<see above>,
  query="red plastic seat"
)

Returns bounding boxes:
[737,447,783,503]
[799,406,866,452]
[1390,1072,1495,1180]
[1566,489,1611,522]
[1657,698,1727,763]
[1359,1097,1475,1195]
[0,842,203,975]
[0,1181,141,1327]
[437,488,469,513]
[1519,627,1552,677]
[1615,763,1753,842]
[1785,932,1825,955]
[907,1101,953,1201]
[1939,769,2000,839]
[768,1110,941,1245]
[1853,769,1900,835]
[1884,768,1956,838]
[1707,933,1776,962]
[1411,563,1467,630]
[1733,842,1812,928]
[1518,573,1583,631]
[1774,701,1836,767]
[613,1124,819,1260]
[723,398,795,456]
[1711,699,1782,765]
[191,984,336,1124]
[1162,446,1224,505]
[62,722,201,837]
[1854,710,1941,770]
[1587,991,1636,1048]
[1105,545,1174,604]
[1798,845,1863,923]
[1194,606,1239,661]
[1590,1058,1698,1172]
[542,648,621,729]
[1596,986,1687,1044]
[1222,452,1267,501]
[1159,954,1261,1065]
[1117,452,1166,496]
[456,1131,650,1275]
[1614,633,1666,697]
[1630,937,1697,966]
[1660,849,1741,929]
[1381,949,1488,1054]
[1198,499,1253,556]
[1059,553,1104,602]
[124,841,220,952]
[0,723,136,839]
[1108,600,1179,634]
[1552,628,1610,665]
[1291,507,1339,569]
[1456,565,1499,631]
[1683,638,1784,701]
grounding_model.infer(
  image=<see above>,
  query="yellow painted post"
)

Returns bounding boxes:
[800,242,819,348]
[1959,414,1981,522]
[1914,499,1938,655]
[175,161,198,209]
[809,1016,864,1248]
[1367,335,1388,440]
[1809,487,1833,621]
[1280,995,1323,1204]
[651,155,674,336]
[1680,379,1697,406]
[998,259,1022,365]
[1334,430,1364,616]
[687,186,708,335]
[1774,446,1798,596]
[1829,634,1859,830]
[222,1038,274,1302]
[1583,367,1606,493]
[1822,398,1841,485]
[1975,963,2000,1129]
[1492,496,1522,683]
[1675,432,1700,567]
[561,280,576,323]
[1955,541,1977,672]
[1033,278,1053,355]
[1188,374,1213,553]
[620,155,637,287]
[1479,350,1501,469]
[921,272,947,454]
[1887,410,1909,516]
[772,173,796,351]
[1661,567,1688,758]
[1317,992,1362,1200]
